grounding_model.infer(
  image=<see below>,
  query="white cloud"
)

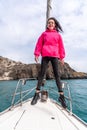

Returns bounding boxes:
[0,0,46,45]
[0,0,87,72]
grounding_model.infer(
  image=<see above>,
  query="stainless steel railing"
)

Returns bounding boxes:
[10,78,72,114]
[10,78,36,109]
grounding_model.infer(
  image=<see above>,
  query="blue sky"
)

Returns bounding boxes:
[0,0,87,72]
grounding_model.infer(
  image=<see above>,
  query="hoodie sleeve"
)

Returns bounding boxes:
[34,33,44,57]
[58,34,65,60]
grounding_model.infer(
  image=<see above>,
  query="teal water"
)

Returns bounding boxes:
[0,79,87,123]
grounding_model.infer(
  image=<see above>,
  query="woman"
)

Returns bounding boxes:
[31,17,67,108]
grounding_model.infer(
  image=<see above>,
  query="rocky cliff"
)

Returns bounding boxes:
[0,56,87,80]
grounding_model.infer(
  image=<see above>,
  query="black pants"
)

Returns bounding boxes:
[36,57,63,92]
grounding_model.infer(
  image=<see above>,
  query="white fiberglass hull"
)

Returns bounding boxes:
[0,98,87,130]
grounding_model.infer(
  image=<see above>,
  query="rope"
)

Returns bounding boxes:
[14,110,25,130]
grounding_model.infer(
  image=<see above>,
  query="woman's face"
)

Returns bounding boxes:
[47,19,56,30]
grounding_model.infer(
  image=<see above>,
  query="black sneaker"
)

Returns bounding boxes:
[59,94,67,108]
[31,92,40,105]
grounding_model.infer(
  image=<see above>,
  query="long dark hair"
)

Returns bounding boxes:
[46,17,63,32]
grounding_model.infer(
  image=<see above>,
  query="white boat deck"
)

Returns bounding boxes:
[0,98,87,130]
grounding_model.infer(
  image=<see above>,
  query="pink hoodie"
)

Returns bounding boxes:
[34,29,65,60]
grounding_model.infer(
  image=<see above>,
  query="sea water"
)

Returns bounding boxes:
[0,79,87,123]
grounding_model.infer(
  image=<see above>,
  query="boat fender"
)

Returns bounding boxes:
[41,90,48,102]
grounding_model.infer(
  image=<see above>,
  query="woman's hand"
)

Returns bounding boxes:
[35,56,39,63]
[60,59,64,65]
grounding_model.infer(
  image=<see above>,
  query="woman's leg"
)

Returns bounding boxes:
[51,57,63,92]
[51,58,67,108]
[31,57,49,105]
[36,57,49,90]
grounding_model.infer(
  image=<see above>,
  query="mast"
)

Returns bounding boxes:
[46,0,52,23]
